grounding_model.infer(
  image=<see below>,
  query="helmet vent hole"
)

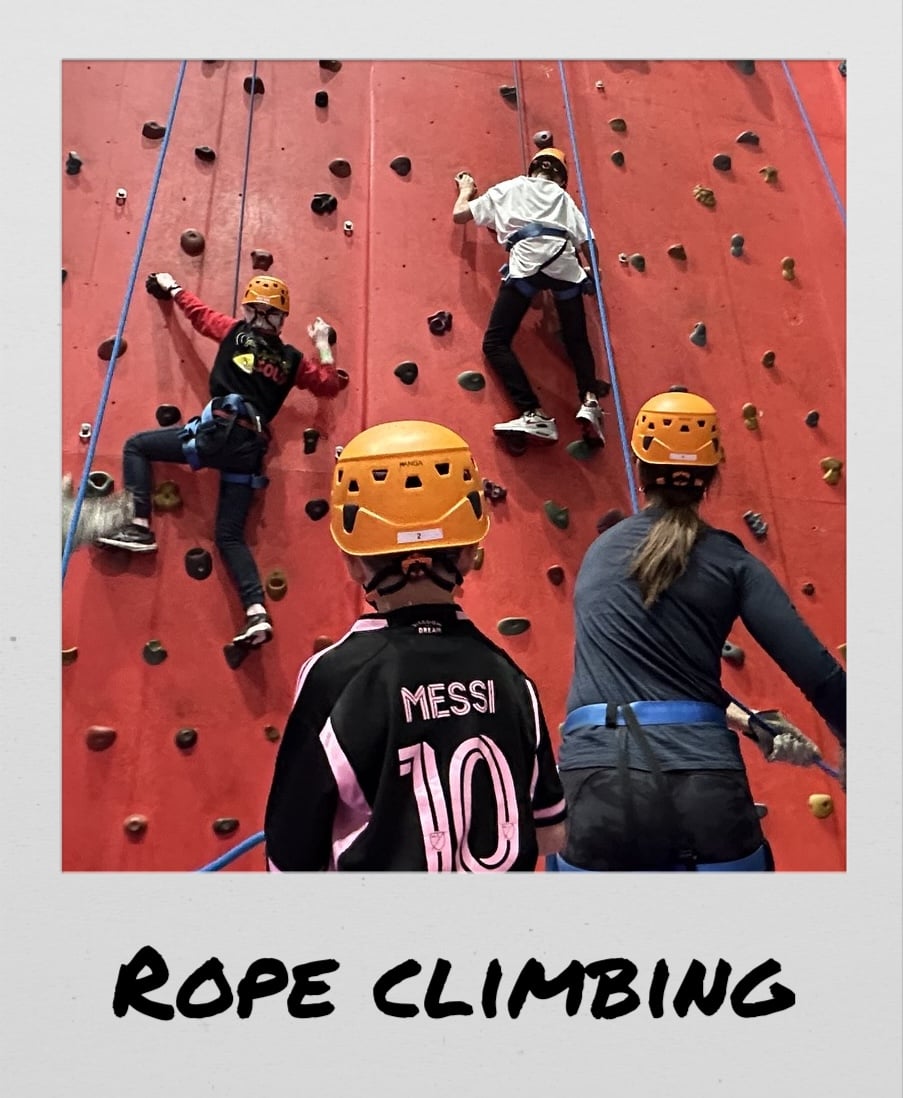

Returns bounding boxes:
[463,468,473,481]
[697,419,706,427]
[467,490,483,520]
[435,462,450,475]
[371,469,388,482]
[348,479,360,493]
[342,504,359,534]
[662,418,672,426]
[679,424,690,432]
[404,476,422,489]
[642,436,653,451]
[648,420,655,429]
[336,470,344,483]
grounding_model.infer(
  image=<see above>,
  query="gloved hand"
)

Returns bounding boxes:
[145,272,182,300]
[750,709,823,767]
[308,316,335,364]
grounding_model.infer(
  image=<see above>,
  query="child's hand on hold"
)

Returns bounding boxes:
[455,171,477,199]
[308,317,335,364]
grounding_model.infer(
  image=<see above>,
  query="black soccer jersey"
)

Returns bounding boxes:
[264,603,567,871]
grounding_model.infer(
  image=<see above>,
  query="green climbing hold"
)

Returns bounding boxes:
[264,725,281,742]
[566,439,594,461]
[457,371,486,392]
[544,501,569,529]
[498,617,531,636]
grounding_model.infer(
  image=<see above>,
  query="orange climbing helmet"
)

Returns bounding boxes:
[330,420,490,557]
[630,390,723,466]
[241,276,290,315]
[529,147,568,184]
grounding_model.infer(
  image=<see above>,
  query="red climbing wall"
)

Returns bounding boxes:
[62,59,846,872]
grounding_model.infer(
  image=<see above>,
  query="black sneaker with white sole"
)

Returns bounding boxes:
[232,612,273,647]
[95,524,158,552]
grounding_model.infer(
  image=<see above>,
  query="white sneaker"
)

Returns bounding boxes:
[576,400,605,444]
[493,411,559,442]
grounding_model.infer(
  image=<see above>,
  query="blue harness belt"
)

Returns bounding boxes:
[562,701,726,735]
[547,844,771,873]
[179,393,269,489]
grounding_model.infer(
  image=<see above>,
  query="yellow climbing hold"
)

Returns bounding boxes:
[808,794,834,819]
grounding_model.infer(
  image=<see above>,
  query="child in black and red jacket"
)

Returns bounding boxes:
[97,272,343,648]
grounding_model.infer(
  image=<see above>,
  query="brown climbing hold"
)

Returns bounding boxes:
[807,794,833,819]
[303,427,320,454]
[174,727,198,750]
[62,647,78,666]
[820,457,843,485]
[319,60,343,73]
[498,85,518,103]
[609,117,627,132]
[213,818,240,836]
[336,369,350,390]
[533,130,554,148]
[312,635,334,654]
[86,726,117,751]
[693,184,716,207]
[180,229,205,256]
[667,243,687,261]
[742,403,759,429]
[185,547,213,581]
[544,501,569,530]
[837,643,846,661]
[142,121,166,140]
[97,337,127,361]
[801,583,815,596]
[124,814,148,836]
[243,75,265,95]
[427,311,453,335]
[546,565,565,586]
[721,641,745,666]
[761,350,776,368]
[250,249,273,271]
[712,153,732,171]
[394,361,418,385]
[610,150,625,167]
[143,640,168,666]
[759,165,778,183]
[153,480,182,511]
[155,404,181,426]
[264,725,281,742]
[482,479,507,504]
[329,158,352,178]
[195,145,216,162]
[266,569,288,601]
[736,131,760,145]
[472,547,485,571]
[781,256,795,281]
[305,499,329,521]
[498,618,531,636]
[389,156,412,176]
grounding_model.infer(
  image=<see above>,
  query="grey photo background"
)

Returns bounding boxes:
[2,0,901,1094]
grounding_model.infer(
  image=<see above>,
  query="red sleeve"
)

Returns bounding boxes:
[173,289,238,343]
[294,353,342,398]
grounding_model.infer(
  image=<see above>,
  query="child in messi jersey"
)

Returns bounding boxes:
[264,420,567,871]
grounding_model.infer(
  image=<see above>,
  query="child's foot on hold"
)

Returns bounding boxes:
[232,611,273,647]
[493,410,558,442]
[576,399,605,444]
[95,523,158,552]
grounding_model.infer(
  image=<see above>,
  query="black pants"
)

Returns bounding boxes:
[123,424,266,609]
[482,275,601,413]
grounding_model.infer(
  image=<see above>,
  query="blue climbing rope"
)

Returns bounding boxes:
[197,830,266,872]
[780,61,846,227]
[230,60,259,316]
[556,61,640,514]
[61,60,188,583]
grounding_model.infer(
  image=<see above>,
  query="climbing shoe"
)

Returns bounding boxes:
[95,524,158,553]
[232,612,273,647]
[576,400,605,444]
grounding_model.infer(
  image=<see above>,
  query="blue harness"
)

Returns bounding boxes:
[562,701,726,734]
[179,393,269,489]
[546,844,772,873]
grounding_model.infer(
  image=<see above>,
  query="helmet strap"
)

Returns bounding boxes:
[363,552,462,597]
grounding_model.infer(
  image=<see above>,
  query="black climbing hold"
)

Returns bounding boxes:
[389,156,412,176]
[427,311,453,335]
[668,385,689,394]
[195,145,216,162]
[667,243,687,261]
[761,350,776,369]
[311,193,338,215]
[305,499,329,521]
[329,158,352,178]
[805,410,820,428]
[250,249,273,271]
[394,361,418,385]
[155,404,181,426]
[838,60,846,78]
[264,725,281,742]
[213,818,240,836]
[457,371,485,392]
[482,479,507,503]
[303,427,320,454]
[533,130,553,148]
[733,61,756,75]
[86,726,117,751]
[175,727,198,750]
[314,91,328,108]
[62,647,78,665]
[610,150,625,167]
[736,131,760,145]
[97,337,127,360]
[498,85,517,103]
[143,640,168,666]
[185,547,213,581]
[712,153,732,171]
[180,229,205,256]
[266,570,288,601]
[142,121,166,140]
[223,643,249,670]
[86,471,114,498]
[319,60,342,73]
[801,582,816,596]
[62,268,67,283]
[546,565,565,586]
[596,509,625,534]
[743,510,768,539]
[755,803,768,819]
[65,151,82,175]
[202,60,218,66]
[628,253,645,272]
[689,322,707,347]
[609,117,627,132]
[243,75,265,95]
[498,618,530,636]
[327,326,337,346]
[336,369,350,390]
[544,501,569,530]
[730,233,745,257]
[721,640,745,666]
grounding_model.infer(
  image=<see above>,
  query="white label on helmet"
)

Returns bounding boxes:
[397,528,444,544]
[669,452,698,461]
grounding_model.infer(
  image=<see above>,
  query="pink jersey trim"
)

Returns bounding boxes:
[320,718,372,869]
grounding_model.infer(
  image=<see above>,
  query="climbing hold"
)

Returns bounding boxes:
[595,80,605,90]
[264,725,281,742]
[142,121,166,140]
[755,803,768,819]
[693,184,716,207]
[185,547,213,581]
[389,156,412,176]
[62,268,67,283]
[86,726,117,752]
[761,350,776,369]
[174,727,198,750]
[79,423,92,442]
[741,403,759,430]
[319,60,343,73]
[668,385,689,393]
[223,644,249,670]
[533,130,554,148]
[546,565,565,586]
[730,233,745,257]
[837,643,846,660]
[343,220,354,236]
[123,815,148,836]
[808,794,833,819]
[820,457,843,485]
[305,498,329,521]
[86,471,114,497]
[312,636,334,654]
[736,130,760,145]
[311,193,338,215]
[329,158,352,178]
[194,145,216,162]
[303,427,320,455]
[213,818,240,836]
[314,91,328,108]
[566,440,596,462]
[610,150,625,167]
[609,117,627,132]
[394,361,418,385]
[180,229,205,256]
[721,641,745,666]
[155,404,181,426]
[243,75,265,95]
[544,501,569,530]
[628,253,645,272]
[759,165,779,183]
[838,60,846,77]
[667,243,687,261]
[65,151,82,175]
[153,480,182,511]
[498,618,531,636]
[143,640,168,666]
[62,647,78,665]
[482,479,507,504]
[743,510,768,539]
[617,253,629,265]
[427,311,453,335]
[250,249,273,271]
[115,188,128,206]
[457,371,485,392]
[689,322,707,347]
[97,337,127,361]
[781,256,795,280]
[498,85,518,103]
[801,582,815,596]
[596,509,625,534]
[712,153,732,171]
[805,410,820,428]
[265,569,288,601]
[336,369,350,390]
[733,61,756,75]
[472,547,485,571]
